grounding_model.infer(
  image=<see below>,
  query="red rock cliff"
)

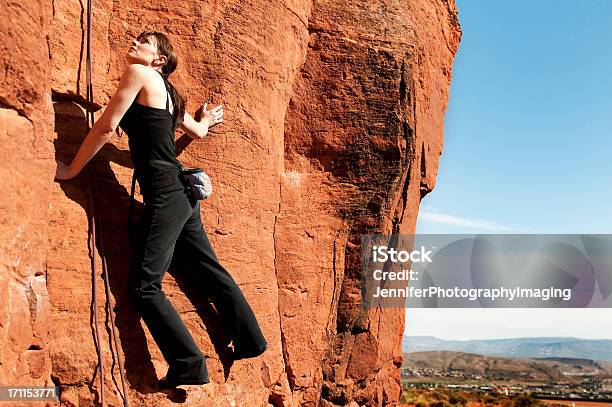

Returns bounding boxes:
[0,0,460,405]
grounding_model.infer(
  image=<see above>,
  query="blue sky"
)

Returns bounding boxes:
[407,0,612,340]
[415,0,612,235]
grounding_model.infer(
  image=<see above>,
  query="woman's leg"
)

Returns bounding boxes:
[129,189,209,382]
[172,200,267,358]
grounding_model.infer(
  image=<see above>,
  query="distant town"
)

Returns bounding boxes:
[401,349,612,405]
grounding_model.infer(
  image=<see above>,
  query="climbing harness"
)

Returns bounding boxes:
[84,0,129,405]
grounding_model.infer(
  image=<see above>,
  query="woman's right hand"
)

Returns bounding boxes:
[55,160,75,181]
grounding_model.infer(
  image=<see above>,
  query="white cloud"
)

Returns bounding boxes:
[419,209,523,232]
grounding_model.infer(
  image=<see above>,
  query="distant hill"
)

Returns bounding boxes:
[402,350,612,382]
[403,336,612,361]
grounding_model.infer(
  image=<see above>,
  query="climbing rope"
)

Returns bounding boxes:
[84,0,129,405]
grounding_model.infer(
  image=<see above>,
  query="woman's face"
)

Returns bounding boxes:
[126,35,162,67]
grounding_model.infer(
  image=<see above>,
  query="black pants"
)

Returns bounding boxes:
[128,162,267,382]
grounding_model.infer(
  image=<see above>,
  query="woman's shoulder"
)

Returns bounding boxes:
[121,64,158,82]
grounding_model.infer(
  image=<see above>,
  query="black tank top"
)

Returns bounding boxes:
[119,71,184,200]
[119,71,181,170]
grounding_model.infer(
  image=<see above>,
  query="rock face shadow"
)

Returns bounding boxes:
[52,99,237,401]
[53,98,159,396]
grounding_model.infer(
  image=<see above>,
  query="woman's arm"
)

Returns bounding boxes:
[180,103,223,139]
[55,64,147,180]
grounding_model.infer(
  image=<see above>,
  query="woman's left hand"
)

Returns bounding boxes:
[54,160,74,181]
[199,102,224,128]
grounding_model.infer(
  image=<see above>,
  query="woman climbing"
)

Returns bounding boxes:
[54,31,268,388]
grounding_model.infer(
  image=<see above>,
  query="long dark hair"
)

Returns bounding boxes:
[136,31,185,130]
